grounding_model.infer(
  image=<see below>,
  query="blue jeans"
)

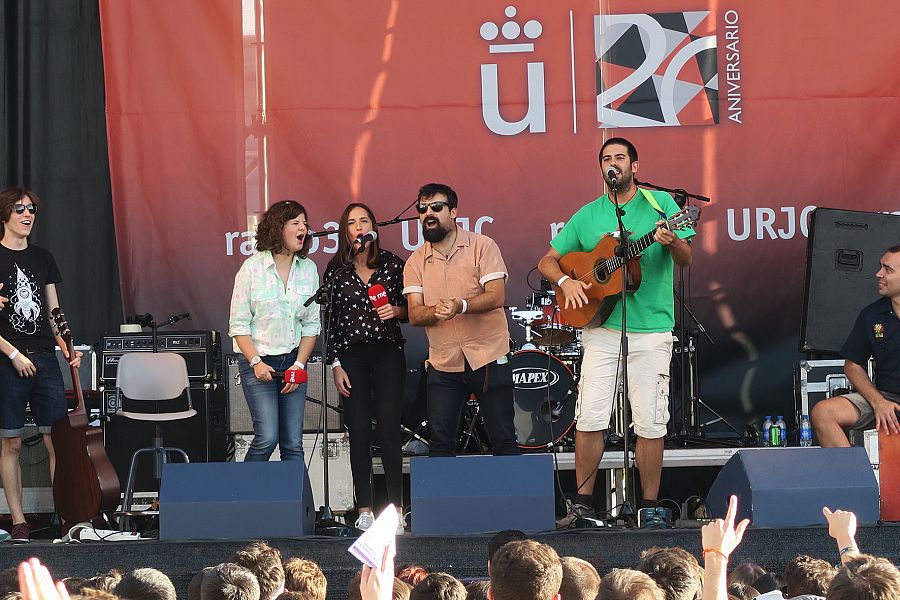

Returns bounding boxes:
[0,350,67,437]
[238,352,306,461]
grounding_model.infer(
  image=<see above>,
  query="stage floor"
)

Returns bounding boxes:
[1,524,898,600]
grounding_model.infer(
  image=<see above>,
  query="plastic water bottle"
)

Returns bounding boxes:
[800,415,813,447]
[762,416,773,447]
[775,416,787,447]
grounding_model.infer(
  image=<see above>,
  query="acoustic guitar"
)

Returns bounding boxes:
[50,308,120,528]
[552,206,700,328]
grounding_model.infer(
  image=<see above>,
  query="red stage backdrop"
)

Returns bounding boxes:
[99,0,900,424]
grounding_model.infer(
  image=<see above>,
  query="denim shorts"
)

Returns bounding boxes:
[0,350,67,437]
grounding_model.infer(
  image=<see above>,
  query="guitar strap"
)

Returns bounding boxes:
[639,187,667,219]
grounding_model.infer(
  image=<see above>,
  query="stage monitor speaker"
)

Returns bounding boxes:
[159,461,314,540]
[410,455,555,534]
[800,208,900,354]
[706,448,879,528]
[102,385,230,492]
[225,354,343,434]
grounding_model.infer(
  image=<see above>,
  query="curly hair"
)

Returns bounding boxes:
[255,200,311,257]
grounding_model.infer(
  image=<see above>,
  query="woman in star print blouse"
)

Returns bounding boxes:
[323,203,407,531]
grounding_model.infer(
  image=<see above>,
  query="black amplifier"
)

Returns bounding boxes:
[98,330,221,383]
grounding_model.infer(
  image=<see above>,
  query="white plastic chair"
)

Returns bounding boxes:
[114,352,197,530]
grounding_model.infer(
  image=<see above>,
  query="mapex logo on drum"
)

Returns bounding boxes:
[512,367,558,388]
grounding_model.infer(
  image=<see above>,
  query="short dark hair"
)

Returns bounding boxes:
[727,563,766,588]
[255,200,311,257]
[637,546,703,600]
[282,557,326,600]
[599,137,638,163]
[202,563,261,600]
[230,541,285,600]
[417,183,458,208]
[886,243,900,255]
[188,568,214,600]
[827,554,900,600]
[0,187,42,235]
[558,557,599,600]
[725,582,759,600]
[464,580,491,600]
[82,570,125,593]
[784,554,837,597]
[114,568,177,600]
[490,540,562,600]
[409,573,466,600]
[598,569,665,600]
[487,530,529,562]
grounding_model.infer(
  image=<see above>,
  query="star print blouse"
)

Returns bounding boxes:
[323,249,407,365]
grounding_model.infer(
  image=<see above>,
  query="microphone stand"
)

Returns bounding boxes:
[633,179,740,444]
[305,259,354,536]
[608,181,637,526]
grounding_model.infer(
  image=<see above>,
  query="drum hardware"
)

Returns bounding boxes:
[508,306,544,350]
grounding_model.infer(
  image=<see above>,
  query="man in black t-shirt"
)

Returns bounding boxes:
[812,244,900,447]
[0,187,81,542]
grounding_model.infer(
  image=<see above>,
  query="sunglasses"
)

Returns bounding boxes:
[416,201,451,214]
[13,204,38,215]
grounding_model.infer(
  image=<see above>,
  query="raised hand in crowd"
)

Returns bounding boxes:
[359,541,395,600]
[823,506,859,564]
[701,495,750,600]
[19,558,69,600]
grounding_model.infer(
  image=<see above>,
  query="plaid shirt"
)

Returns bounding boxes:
[228,250,321,355]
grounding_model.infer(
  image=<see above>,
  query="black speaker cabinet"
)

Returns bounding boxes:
[800,208,900,354]
[225,354,343,435]
[101,385,229,492]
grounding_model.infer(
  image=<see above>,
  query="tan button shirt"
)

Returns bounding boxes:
[403,227,510,371]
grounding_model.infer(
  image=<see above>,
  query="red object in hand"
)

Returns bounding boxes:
[368,284,389,309]
[284,367,307,384]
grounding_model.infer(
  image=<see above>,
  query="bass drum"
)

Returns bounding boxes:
[511,350,577,450]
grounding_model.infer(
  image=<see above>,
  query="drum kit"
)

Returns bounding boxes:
[507,288,582,451]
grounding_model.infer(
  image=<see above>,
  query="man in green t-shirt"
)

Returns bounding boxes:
[538,138,695,529]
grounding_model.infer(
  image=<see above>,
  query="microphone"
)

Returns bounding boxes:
[352,231,378,255]
[367,283,389,309]
[368,283,401,340]
[167,312,191,325]
[606,167,619,187]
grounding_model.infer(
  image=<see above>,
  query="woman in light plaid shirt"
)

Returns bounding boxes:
[229,200,321,462]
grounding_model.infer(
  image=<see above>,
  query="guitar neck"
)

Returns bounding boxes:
[66,341,86,417]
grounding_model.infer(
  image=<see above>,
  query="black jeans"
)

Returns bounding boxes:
[341,340,405,507]
[426,358,520,457]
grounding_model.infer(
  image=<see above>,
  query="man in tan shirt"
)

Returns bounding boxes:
[403,183,520,456]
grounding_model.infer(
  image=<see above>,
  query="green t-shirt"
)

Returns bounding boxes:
[550,189,695,332]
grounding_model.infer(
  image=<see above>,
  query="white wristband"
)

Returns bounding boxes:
[8,349,19,361]
[293,361,305,370]
[330,360,342,370]
[460,299,468,314]
[557,275,570,287]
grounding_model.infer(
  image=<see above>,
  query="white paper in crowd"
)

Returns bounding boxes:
[348,503,399,567]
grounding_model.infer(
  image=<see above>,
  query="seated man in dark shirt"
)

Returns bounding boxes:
[812,244,900,447]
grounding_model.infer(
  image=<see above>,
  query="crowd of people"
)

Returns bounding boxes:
[7,497,900,600]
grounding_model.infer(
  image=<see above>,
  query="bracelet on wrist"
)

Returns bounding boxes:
[292,361,305,370]
[460,299,468,314]
[330,360,342,370]
[8,349,19,361]
[557,275,570,287]
[839,545,859,556]
[702,547,728,560]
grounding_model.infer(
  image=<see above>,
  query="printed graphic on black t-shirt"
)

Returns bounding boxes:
[0,244,62,351]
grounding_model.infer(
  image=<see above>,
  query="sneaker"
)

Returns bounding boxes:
[354,511,375,532]
[10,522,30,542]
[638,507,671,529]
[556,502,596,529]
